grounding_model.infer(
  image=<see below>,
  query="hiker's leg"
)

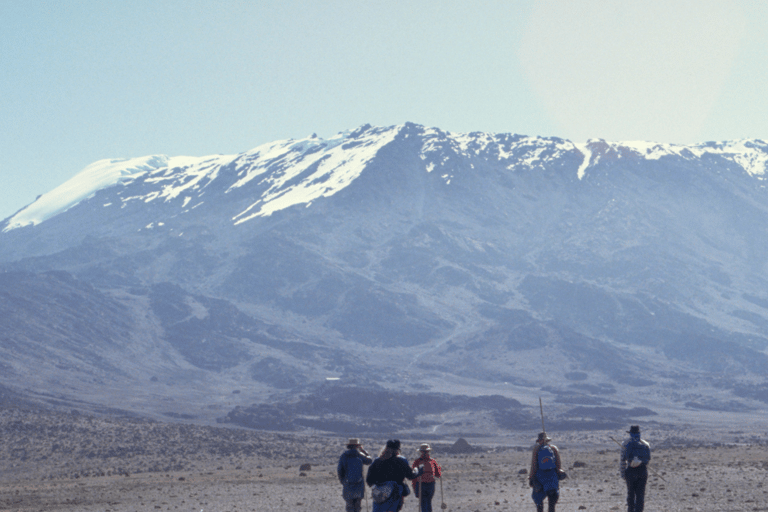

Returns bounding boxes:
[626,473,637,512]
[422,482,435,512]
[634,472,647,512]
[546,489,558,512]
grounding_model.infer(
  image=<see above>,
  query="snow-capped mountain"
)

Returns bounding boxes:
[3,123,768,433]
[6,124,768,234]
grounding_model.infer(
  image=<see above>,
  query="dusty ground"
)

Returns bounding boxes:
[1,408,768,512]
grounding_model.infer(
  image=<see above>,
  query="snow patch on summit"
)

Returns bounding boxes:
[231,126,398,223]
[590,139,768,176]
[130,154,237,204]
[3,155,167,232]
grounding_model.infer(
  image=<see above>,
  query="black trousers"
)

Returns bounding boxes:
[535,490,558,512]
[625,466,648,512]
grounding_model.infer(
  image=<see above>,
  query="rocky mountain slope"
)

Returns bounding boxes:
[2,123,768,434]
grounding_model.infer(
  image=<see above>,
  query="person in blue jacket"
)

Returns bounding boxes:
[529,432,565,512]
[620,425,651,512]
[366,439,423,512]
[338,438,373,512]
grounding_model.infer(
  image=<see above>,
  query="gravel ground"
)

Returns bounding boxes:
[1,408,768,511]
[3,444,768,511]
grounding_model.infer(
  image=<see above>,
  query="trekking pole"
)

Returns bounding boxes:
[439,476,447,509]
[365,482,369,512]
[609,436,666,482]
[539,397,546,434]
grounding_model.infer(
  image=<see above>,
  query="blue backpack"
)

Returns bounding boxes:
[344,454,364,484]
[538,445,557,470]
[625,439,650,464]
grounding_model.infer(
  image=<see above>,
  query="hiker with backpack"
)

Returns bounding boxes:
[411,443,442,512]
[529,432,566,512]
[338,438,373,512]
[620,425,651,512]
[366,439,424,512]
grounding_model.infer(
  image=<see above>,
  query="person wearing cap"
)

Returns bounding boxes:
[366,440,424,512]
[411,443,442,512]
[338,438,373,512]
[620,426,651,512]
[529,432,564,512]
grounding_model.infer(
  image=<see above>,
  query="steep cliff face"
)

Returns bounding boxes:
[3,124,768,432]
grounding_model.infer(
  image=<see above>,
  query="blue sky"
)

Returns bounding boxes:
[2,0,767,221]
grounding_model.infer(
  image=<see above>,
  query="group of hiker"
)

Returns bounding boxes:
[337,425,652,512]
[337,438,442,512]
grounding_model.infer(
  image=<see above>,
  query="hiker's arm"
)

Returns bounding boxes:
[619,441,628,478]
[405,458,424,480]
[365,461,377,486]
[529,445,539,479]
[552,445,562,471]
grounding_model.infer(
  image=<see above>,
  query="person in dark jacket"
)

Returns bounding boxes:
[529,432,564,512]
[338,438,373,512]
[366,439,423,512]
[411,443,442,512]
[620,425,651,512]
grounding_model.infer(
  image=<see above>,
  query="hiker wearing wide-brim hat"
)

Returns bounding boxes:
[529,432,563,512]
[338,437,373,512]
[412,442,442,512]
[620,426,651,512]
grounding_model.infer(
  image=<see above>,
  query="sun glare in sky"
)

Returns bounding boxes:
[518,0,746,143]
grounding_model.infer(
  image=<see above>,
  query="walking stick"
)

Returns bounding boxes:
[439,476,447,509]
[609,436,666,482]
[364,481,368,512]
[539,396,546,434]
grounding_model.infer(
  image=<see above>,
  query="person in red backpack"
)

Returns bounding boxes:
[411,443,442,512]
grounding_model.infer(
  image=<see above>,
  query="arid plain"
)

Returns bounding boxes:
[1,408,767,512]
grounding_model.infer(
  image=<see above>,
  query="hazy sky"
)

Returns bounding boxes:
[2,0,767,221]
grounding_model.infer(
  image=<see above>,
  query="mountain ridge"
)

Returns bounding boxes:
[5,123,768,234]
[2,123,768,435]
